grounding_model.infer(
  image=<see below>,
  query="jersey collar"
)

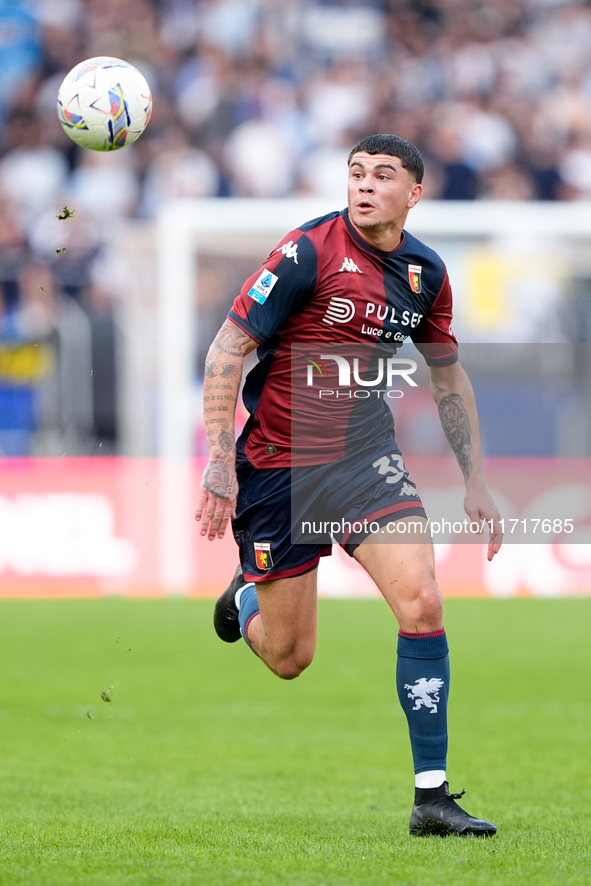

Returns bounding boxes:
[341,208,407,258]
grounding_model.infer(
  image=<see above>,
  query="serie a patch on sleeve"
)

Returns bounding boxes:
[248,268,279,304]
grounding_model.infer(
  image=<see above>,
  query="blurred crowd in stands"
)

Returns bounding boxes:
[3,0,591,229]
[2,0,591,455]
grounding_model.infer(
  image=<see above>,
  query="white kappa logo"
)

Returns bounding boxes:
[404,677,445,714]
[339,257,362,273]
[322,296,356,325]
[277,240,299,264]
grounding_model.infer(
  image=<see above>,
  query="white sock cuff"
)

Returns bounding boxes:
[415,770,446,789]
[234,583,255,611]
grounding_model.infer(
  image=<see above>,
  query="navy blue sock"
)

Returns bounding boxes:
[396,630,450,774]
[237,583,259,648]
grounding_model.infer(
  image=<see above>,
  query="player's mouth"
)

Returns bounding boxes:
[356,201,376,213]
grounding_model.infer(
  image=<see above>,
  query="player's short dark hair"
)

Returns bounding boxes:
[348,134,424,183]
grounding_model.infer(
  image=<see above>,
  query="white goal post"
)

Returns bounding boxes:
[151,198,591,593]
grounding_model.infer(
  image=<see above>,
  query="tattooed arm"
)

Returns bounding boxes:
[429,361,503,560]
[195,318,259,541]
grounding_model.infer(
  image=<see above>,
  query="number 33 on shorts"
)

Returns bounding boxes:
[372,453,408,485]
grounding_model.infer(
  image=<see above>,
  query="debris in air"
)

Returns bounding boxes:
[57,206,75,220]
[55,247,67,255]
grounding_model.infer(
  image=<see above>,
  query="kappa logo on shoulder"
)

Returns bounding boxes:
[322,296,355,326]
[276,240,299,264]
[339,257,362,273]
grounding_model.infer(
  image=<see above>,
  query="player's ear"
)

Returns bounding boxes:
[407,181,423,209]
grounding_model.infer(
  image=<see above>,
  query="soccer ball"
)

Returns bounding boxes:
[57,57,152,151]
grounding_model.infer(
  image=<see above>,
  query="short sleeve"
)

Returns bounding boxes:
[410,271,459,366]
[228,231,318,343]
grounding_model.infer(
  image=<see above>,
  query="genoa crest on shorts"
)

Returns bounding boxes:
[254,542,273,570]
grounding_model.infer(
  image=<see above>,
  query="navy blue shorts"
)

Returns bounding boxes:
[232,434,426,582]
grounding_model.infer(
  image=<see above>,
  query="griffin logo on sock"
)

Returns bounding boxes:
[404,677,444,713]
[254,542,273,570]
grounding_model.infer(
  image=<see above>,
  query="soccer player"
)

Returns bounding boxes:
[196,133,503,837]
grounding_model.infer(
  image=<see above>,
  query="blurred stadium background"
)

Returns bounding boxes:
[0,0,590,599]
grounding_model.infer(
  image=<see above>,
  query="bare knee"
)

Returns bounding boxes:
[269,644,315,680]
[399,580,443,632]
[422,591,443,628]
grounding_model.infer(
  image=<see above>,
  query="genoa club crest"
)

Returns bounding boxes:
[254,542,273,571]
[408,264,422,294]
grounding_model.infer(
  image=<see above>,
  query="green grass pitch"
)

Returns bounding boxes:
[0,596,589,885]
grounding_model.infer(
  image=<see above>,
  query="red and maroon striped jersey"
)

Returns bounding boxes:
[228,209,458,467]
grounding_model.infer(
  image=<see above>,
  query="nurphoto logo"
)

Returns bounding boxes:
[306,354,418,387]
[304,353,418,400]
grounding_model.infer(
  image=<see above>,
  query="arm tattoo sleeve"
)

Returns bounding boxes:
[202,320,253,462]
[438,392,473,480]
[218,428,234,453]
[202,460,236,500]
[215,323,254,357]
[219,362,240,378]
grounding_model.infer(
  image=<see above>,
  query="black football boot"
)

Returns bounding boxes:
[409,782,497,837]
[213,565,247,643]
